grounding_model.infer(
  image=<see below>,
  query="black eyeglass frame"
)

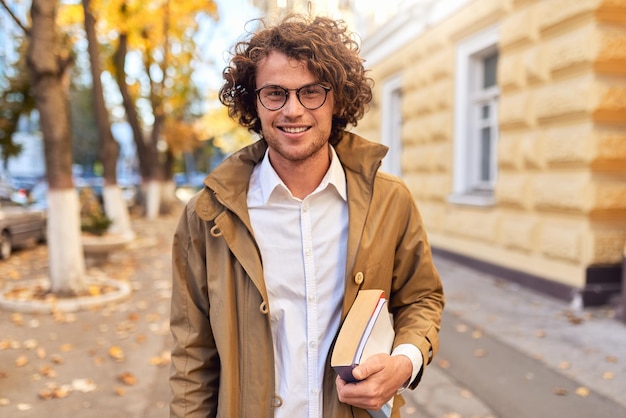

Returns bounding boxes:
[254,83,332,111]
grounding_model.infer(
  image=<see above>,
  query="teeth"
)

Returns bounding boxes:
[282,126,307,133]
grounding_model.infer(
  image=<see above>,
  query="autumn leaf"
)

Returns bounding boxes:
[558,361,571,370]
[72,378,97,393]
[553,387,568,396]
[602,372,615,380]
[473,349,487,358]
[108,346,125,362]
[15,355,29,367]
[575,387,590,397]
[39,366,57,378]
[118,372,138,385]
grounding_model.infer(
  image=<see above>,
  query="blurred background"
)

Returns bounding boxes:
[0,0,625,417]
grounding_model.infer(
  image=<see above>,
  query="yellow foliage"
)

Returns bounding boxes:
[163,119,199,155]
[196,105,254,154]
[57,3,84,27]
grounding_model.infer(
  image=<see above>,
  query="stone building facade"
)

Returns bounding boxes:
[356,0,626,308]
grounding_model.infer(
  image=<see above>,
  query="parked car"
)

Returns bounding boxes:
[0,195,47,259]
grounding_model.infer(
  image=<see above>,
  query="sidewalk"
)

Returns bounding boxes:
[0,212,178,418]
[1,211,625,418]
[403,254,626,418]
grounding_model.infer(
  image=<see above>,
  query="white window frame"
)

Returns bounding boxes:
[450,25,499,206]
[380,74,403,177]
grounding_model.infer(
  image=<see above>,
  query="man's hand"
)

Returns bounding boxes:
[336,353,412,411]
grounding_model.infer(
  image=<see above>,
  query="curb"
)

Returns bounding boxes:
[0,278,132,314]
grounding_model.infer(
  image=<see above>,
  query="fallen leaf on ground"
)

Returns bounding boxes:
[114,387,126,396]
[0,398,9,406]
[59,344,73,352]
[575,387,589,397]
[459,389,473,399]
[535,329,546,338]
[150,351,171,367]
[16,403,32,411]
[36,347,46,359]
[39,366,57,378]
[23,339,38,349]
[558,361,570,370]
[72,379,97,392]
[108,346,125,362]
[605,355,618,363]
[15,355,29,367]
[118,372,138,386]
[553,387,568,396]
[473,349,487,358]
[437,359,451,368]
[39,383,71,400]
[51,354,64,364]
[602,372,615,380]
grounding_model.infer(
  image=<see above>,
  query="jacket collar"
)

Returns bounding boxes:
[195,131,388,221]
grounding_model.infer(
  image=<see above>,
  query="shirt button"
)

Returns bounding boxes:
[309,341,317,348]
[354,271,364,285]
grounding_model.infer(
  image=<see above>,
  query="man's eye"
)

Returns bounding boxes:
[301,87,322,96]
[264,89,285,98]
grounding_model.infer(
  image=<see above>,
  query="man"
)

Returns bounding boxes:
[170,14,444,418]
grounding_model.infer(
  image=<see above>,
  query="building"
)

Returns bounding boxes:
[355,0,626,308]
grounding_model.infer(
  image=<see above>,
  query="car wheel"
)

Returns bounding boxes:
[0,231,12,259]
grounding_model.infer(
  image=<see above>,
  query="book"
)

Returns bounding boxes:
[331,289,396,418]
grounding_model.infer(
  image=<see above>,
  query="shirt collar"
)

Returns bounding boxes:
[258,146,347,204]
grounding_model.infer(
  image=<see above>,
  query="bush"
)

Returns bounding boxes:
[79,186,112,236]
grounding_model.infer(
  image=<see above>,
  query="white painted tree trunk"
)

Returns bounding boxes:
[47,189,86,295]
[102,185,135,240]
[161,179,177,205]
[144,180,161,219]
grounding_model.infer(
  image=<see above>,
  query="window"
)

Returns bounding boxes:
[380,75,403,176]
[450,26,499,206]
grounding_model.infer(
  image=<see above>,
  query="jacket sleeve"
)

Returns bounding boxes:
[170,201,220,417]
[387,183,445,390]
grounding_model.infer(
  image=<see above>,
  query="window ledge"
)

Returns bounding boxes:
[448,192,495,207]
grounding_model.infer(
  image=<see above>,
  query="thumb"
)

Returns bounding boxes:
[352,364,367,381]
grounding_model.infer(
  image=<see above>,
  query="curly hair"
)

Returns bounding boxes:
[218,14,373,145]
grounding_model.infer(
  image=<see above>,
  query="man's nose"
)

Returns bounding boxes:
[282,93,306,114]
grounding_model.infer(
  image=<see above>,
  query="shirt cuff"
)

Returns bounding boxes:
[391,343,423,392]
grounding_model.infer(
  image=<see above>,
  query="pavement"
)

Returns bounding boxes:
[1,208,625,418]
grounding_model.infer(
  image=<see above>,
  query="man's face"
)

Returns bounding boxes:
[255,50,335,167]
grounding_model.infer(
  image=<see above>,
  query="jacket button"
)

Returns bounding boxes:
[354,272,364,285]
[259,301,269,314]
[272,394,284,407]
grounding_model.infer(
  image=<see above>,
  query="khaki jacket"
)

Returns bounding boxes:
[170,132,444,418]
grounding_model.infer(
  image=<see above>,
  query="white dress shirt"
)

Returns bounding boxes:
[248,146,421,418]
[248,147,348,418]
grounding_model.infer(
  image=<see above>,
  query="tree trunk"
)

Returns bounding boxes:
[113,32,161,217]
[82,0,133,238]
[27,0,85,296]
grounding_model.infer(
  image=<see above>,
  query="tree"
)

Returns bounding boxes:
[21,0,86,296]
[0,38,32,170]
[95,0,218,217]
[82,0,133,238]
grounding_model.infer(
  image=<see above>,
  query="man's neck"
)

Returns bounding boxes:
[270,146,332,200]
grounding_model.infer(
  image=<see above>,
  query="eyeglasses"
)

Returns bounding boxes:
[255,83,331,111]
